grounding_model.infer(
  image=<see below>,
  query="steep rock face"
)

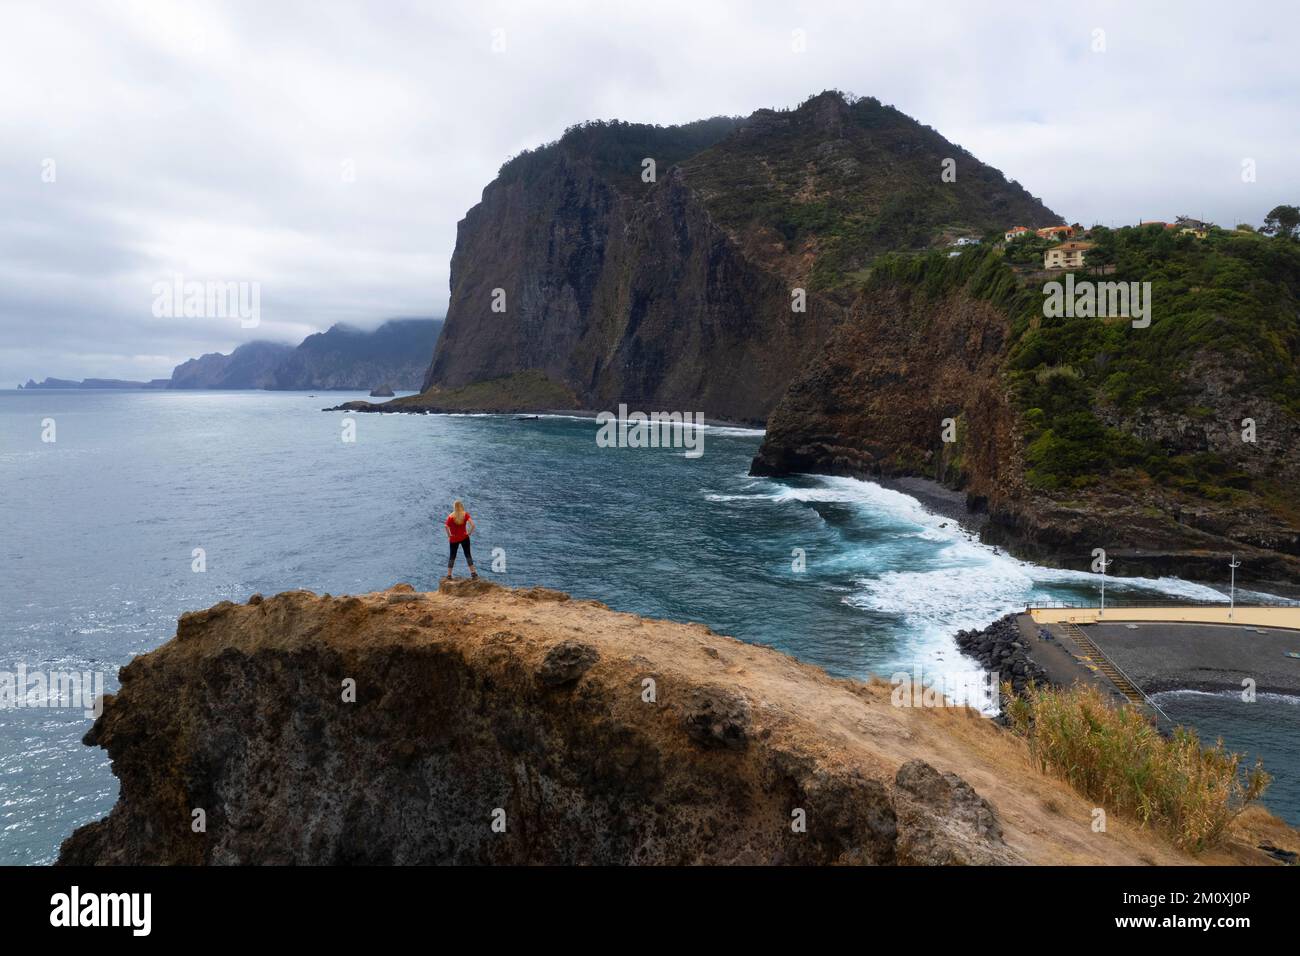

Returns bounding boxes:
[752,269,1300,586]
[422,92,1059,423]
[56,581,1231,866]
[751,282,1020,499]
[425,157,833,423]
[271,319,442,391]
[168,341,294,389]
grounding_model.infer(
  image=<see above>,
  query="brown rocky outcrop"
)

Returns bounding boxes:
[423,159,836,424]
[57,582,1283,865]
[750,282,1018,494]
[751,274,1300,589]
[416,92,1057,423]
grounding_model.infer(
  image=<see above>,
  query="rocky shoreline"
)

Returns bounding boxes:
[953,614,1050,698]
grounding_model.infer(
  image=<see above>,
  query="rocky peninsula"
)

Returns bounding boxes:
[58,581,1294,865]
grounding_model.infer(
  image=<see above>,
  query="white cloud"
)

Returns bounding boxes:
[2,0,1297,383]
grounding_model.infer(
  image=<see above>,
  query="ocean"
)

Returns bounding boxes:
[1,388,1295,862]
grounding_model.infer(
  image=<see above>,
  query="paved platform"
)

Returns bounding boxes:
[1012,614,1127,703]
[1081,621,1300,696]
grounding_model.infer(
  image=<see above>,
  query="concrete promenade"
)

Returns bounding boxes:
[1030,605,1300,630]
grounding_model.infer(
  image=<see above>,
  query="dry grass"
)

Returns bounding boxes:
[1004,682,1270,853]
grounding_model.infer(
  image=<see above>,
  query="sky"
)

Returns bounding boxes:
[3,0,1298,384]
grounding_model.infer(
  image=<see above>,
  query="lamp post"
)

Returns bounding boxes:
[1098,555,1113,618]
[1228,554,1241,620]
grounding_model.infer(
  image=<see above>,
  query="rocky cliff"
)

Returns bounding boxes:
[166,320,442,391]
[750,277,1019,496]
[168,341,295,389]
[752,239,1300,587]
[422,151,827,424]
[58,581,1289,865]
[418,92,1058,423]
[270,319,442,391]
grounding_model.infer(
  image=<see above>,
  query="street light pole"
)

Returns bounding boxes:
[1229,554,1241,620]
[1099,555,1113,617]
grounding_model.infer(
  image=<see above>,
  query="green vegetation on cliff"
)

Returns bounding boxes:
[388,369,579,413]
[492,91,1059,291]
[683,91,1060,290]
[862,228,1300,500]
[496,116,742,192]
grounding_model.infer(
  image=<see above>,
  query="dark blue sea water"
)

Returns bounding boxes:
[1151,690,1300,829]
[1,389,1294,862]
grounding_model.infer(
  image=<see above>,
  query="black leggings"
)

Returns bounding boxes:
[448,538,474,567]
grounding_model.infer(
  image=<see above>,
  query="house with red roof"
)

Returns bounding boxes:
[1036,225,1075,240]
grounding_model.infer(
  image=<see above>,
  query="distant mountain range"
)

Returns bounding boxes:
[20,318,443,391]
[268,319,443,390]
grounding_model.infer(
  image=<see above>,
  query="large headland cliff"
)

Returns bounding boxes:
[340,89,1300,588]
[57,581,1297,865]
[411,91,1055,423]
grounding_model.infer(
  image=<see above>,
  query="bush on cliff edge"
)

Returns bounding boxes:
[1004,682,1270,852]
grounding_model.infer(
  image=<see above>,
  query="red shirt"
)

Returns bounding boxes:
[446,512,472,543]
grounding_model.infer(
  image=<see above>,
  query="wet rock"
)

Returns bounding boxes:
[954,614,1050,697]
[1259,842,1298,865]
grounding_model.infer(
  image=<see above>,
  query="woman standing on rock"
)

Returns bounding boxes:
[444,500,478,581]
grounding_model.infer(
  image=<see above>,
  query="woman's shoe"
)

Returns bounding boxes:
[470,571,479,580]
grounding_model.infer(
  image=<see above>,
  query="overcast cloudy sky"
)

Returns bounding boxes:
[3,0,1297,384]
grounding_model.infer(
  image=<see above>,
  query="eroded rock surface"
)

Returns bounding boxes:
[60,581,1281,866]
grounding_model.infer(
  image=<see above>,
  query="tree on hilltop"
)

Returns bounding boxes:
[1261,204,1299,239]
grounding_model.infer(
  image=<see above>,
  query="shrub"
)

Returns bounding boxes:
[1004,683,1270,852]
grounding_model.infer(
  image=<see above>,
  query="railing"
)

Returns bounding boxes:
[1026,597,1298,610]
[1058,622,1176,725]
[1106,646,1176,726]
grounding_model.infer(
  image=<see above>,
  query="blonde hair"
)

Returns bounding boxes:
[452,500,466,519]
